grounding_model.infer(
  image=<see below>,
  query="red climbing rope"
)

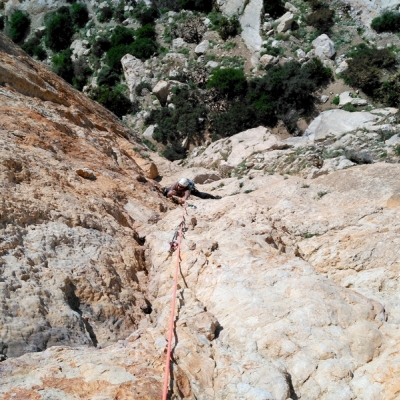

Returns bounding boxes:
[162,203,187,400]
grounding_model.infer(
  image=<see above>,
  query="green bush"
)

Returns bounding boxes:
[147,87,207,151]
[341,103,357,112]
[90,85,134,118]
[45,12,74,51]
[92,36,111,57]
[218,15,241,41]
[105,44,130,72]
[177,0,212,12]
[97,6,113,23]
[306,5,334,33]
[135,24,156,39]
[110,25,135,47]
[97,66,120,87]
[113,2,126,23]
[206,68,247,99]
[21,36,47,60]
[0,15,5,31]
[343,44,397,95]
[52,49,74,83]
[130,37,158,59]
[263,0,285,18]
[371,10,400,33]
[332,95,339,105]
[7,10,31,43]
[394,144,400,156]
[162,142,187,161]
[377,74,400,107]
[133,4,159,25]
[70,3,89,28]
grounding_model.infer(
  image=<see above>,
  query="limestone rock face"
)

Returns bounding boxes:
[121,54,151,101]
[0,32,165,359]
[304,109,385,142]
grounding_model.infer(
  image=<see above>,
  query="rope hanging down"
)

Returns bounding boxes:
[162,203,187,400]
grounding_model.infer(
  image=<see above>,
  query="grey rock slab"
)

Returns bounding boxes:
[305,110,382,142]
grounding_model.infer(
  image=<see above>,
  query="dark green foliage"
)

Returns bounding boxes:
[92,36,111,57]
[306,0,324,11]
[377,128,398,142]
[90,85,134,118]
[45,12,74,51]
[97,6,113,23]
[7,10,31,43]
[97,66,120,87]
[263,0,285,19]
[106,25,157,72]
[177,0,212,12]
[146,87,206,159]
[0,15,5,31]
[110,25,135,47]
[133,4,159,25]
[135,81,152,96]
[344,149,373,164]
[105,44,130,72]
[343,44,397,95]
[129,37,158,59]
[21,36,47,60]
[371,10,400,33]
[135,24,156,39]
[72,57,93,90]
[218,15,241,41]
[162,143,187,161]
[261,44,283,57]
[113,2,126,23]
[377,74,400,107]
[248,59,331,120]
[57,6,71,16]
[306,5,334,33]
[341,103,357,112]
[70,3,89,28]
[142,138,157,152]
[52,49,74,83]
[394,144,400,156]
[206,68,247,99]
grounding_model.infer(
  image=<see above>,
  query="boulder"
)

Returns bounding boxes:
[312,34,335,59]
[152,80,185,104]
[335,60,349,75]
[259,54,279,68]
[276,12,294,33]
[195,40,209,55]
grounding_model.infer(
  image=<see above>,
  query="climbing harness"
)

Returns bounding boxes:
[162,203,187,400]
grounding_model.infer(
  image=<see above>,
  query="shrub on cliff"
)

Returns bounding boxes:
[90,85,134,118]
[7,10,30,43]
[263,0,285,19]
[97,5,113,23]
[92,36,111,57]
[343,44,396,95]
[52,49,74,83]
[70,3,89,28]
[206,68,247,99]
[44,11,74,51]
[133,4,159,25]
[97,66,120,87]
[306,5,334,33]
[21,36,47,60]
[218,15,241,41]
[110,26,135,47]
[0,15,4,31]
[371,10,400,33]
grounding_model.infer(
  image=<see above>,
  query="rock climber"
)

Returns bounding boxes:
[163,178,222,204]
